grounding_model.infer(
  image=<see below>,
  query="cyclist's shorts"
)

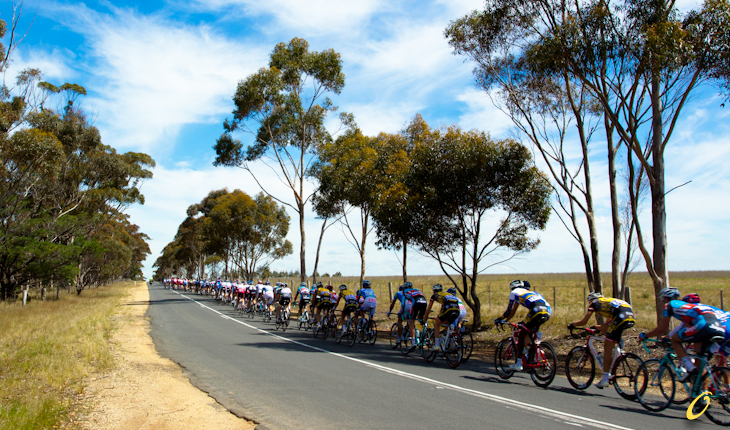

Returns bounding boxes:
[452,306,467,329]
[343,303,358,315]
[298,298,310,308]
[679,313,724,344]
[437,304,460,324]
[524,306,550,330]
[408,301,427,321]
[360,301,376,318]
[263,293,274,305]
[279,297,291,306]
[606,311,636,343]
[317,301,333,311]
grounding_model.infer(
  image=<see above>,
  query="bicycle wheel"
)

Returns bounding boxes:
[335,320,345,344]
[347,319,356,347]
[612,352,642,401]
[494,338,515,379]
[529,342,557,388]
[703,366,730,425]
[635,359,675,412]
[389,323,400,350]
[565,346,595,390]
[460,330,473,363]
[321,317,329,340]
[444,333,463,369]
[422,328,437,363]
[368,320,377,345]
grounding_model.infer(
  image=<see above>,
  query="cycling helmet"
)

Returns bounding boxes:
[398,284,406,291]
[339,284,347,291]
[362,280,371,288]
[682,293,701,304]
[509,280,524,290]
[300,282,306,287]
[327,284,333,291]
[403,281,413,289]
[587,292,602,303]
[316,282,323,288]
[432,284,443,292]
[447,287,457,295]
[658,287,680,301]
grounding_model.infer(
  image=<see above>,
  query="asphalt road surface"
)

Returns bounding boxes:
[147,282,717,430]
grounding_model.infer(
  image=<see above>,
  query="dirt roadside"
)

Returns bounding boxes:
[74,282,256,430]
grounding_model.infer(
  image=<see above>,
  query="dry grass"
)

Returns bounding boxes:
[0,282,132,430]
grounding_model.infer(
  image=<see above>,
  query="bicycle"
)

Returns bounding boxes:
[276,306,290,331]
[494,321,557,388]
[389,315,425,356]
[298,305,311,331]
[635,336,730,424]
[356,312,377,345]
[456,319,473,364]
[565,326,643,400]
[418,318,463,368]
[337,313,357,346]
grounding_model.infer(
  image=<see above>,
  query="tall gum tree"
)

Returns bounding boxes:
[214,38,345,283]
[446,0,730,319]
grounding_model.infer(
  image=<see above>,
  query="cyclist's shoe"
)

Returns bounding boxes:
[594,379,610,389]
[407,344,417,353]
[678,367,698,383]
[508,362,523,372]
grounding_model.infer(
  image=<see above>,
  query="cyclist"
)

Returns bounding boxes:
[387,284,408,346]
[568,292,635,388]
[314,283,334,327]
[682,293,730,360]
[275,283,292,323]
[336,284,359,335]
[403,283,428,352]
[294,282,311,317]
[310,282,324,323]
[640,287,725,381]
[423,284,460,350]
[447,288,468,331]
[261,282,275,315]
[357,280,378,334]
[495,280,551,371]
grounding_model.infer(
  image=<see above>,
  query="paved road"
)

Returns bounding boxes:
[147,282,716,430]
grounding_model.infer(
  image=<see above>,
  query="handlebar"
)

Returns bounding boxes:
[568,325,598,339]
[641,337,672,354]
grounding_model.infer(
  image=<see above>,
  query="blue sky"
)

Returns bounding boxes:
[4,0,729,280]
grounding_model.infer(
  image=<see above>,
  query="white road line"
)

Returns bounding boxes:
[171,291,635,430]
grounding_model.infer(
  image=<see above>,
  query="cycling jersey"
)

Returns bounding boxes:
[297,286,311,300]
[589,296,635,342]
[359,288,377,317]
[506,288,551,330]
[665,300,724,343]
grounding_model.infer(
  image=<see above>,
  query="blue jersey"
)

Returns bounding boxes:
[403,288,426,303]
[664,300,716,324]
[393,291,405,304]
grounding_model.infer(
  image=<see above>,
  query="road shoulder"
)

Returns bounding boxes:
[77,282,256,430]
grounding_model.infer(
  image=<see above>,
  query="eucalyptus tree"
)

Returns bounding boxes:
[214,38,345,283]
[446,0,730,318]
[408,125,552,331]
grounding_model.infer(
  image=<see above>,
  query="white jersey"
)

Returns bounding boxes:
[280,287,292,298]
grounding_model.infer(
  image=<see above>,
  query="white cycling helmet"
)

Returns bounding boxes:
[509,280,524,290]
[659,287,680,301]
[587,292,602,303]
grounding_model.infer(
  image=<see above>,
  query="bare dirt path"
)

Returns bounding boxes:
[77,282,256,430]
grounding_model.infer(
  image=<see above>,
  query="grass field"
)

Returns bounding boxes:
[272,271,730,342]
[0,281,132,430]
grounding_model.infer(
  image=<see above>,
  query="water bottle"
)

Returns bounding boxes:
[415,328,421,345]
[596,352,604,368]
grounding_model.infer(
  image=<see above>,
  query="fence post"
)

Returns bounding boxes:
[626,286,632,305]
[583,286,586,313]
[722,291,725,311]
[388,283,393,301]
[553,287,556,308]
[488,285,491,308]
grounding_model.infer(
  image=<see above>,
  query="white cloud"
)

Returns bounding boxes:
[5,47,75,85]
[49,4,269,154]
[455,88,513,137]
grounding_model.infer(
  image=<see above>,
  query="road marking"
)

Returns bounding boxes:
[171,291,635,430]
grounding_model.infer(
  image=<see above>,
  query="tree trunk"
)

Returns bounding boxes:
[359,213,368,286]
[299,203,306,283]
[22,286,27,306]
[311,217,328,285]
[41,282,47,301]
[402,239,407,282]
[607,118,622,299]
[581,133,603,294]
[651,73,669,322]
